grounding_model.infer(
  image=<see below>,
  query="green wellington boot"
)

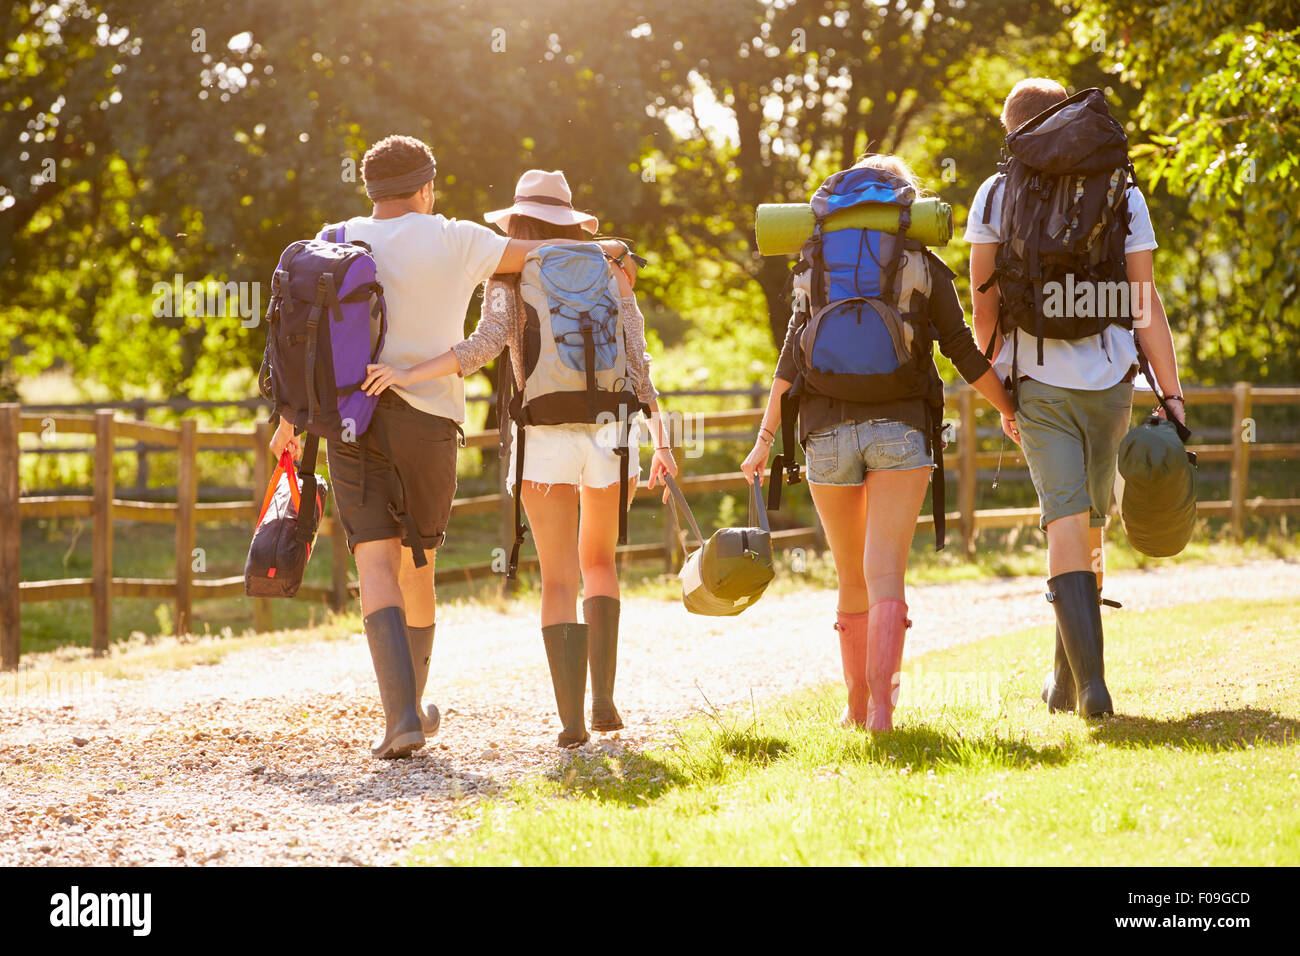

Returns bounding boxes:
[584,596,624,732]
[1047,571,1114,719]
[407,622,441,736]
[542,623,590,748]
[363,606,426,758]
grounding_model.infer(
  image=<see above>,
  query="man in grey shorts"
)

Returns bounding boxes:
[967,79,1189,717]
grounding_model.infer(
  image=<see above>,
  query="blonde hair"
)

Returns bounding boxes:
[851,153,928,196]
[1001,78,1068,132]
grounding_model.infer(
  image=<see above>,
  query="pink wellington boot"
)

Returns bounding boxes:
[835,610,871,728]
[865,598,912,732]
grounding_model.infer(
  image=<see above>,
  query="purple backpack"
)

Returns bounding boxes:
[257,223,389,563]
[260,223,387,444]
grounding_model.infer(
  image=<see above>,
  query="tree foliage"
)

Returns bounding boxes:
[3,0,1294,402]
[1072,0,1300,381]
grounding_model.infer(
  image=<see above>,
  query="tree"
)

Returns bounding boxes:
[1072,0,1300,381]
[1,1,663,398]
[637,0,1082,345]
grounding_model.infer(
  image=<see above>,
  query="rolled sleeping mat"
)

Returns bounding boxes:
[755,197,954,255]
[1117,416,1198,558]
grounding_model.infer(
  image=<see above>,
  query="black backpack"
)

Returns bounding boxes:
[977,88,1134,369]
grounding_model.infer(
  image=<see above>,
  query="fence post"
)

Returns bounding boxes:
[132,398,149,494]
[958,387,978,555]
[91,410,115,655]
[0,404,21,670]
[251,422,273,632]
[174,418,197,635]
[1229,381,1253,542]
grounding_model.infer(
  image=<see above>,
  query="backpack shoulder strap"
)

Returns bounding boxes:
[767,381,803,512]
[981,172,1005,226]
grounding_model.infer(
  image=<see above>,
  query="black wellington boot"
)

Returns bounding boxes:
[364,606,426,758]
[1042,589,1121,713]
[584,596,624,732]
[407,622,441,736]
[1047,571,1114,719]
[1041,623,1077,713]
[542,623,590,748]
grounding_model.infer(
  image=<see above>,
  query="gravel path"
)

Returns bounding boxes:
[2,559,1296,866]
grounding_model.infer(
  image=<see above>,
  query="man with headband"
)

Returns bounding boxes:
[270,134,632,759]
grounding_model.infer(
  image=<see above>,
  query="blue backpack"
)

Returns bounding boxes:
[771,166,948,548]
[499,243,647,577]
[792,166,933,402]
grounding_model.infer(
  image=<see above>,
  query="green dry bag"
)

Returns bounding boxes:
[664,474,774,617]
[1118,415,1198,558]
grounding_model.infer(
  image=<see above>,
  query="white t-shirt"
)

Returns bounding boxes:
[964,174,1159,391]
[320,212,509,422]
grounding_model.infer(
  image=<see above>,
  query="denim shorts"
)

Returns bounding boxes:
[805,418,934,486]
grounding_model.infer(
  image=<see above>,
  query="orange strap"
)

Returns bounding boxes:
[256,449,302,526]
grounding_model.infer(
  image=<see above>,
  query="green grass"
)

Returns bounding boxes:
[409,597,1300,866]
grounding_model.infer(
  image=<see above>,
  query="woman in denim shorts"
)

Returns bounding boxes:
[743,155,1016,731]
[362,170,677,748]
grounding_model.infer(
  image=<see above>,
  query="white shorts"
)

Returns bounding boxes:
[506,421,643,493]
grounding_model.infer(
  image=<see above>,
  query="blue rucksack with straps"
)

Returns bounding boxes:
[770,165,949,549]
[792,166,933,400]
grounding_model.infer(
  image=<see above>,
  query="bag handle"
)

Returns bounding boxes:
[662,473,705,549]
[1134,339,1192,443]
[747,474,770,533]
[256,449,301,526]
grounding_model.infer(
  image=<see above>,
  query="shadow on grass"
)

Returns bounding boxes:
[546,749,690,807]
[544,724,796,807]
[836,721,1079,772]
[544,712,1077,809]
[1088,708,1300,751]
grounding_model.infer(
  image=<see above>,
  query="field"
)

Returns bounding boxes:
[412,598,1300,866]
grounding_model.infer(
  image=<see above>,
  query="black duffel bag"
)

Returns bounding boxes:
[244,448,328,598]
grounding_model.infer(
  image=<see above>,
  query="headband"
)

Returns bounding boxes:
[514,193,573,207]
[365,159,437,200]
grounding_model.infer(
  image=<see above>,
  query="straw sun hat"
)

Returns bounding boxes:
[484,169,599,234]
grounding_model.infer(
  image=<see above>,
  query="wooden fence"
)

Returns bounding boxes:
[3,383,1298,669]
